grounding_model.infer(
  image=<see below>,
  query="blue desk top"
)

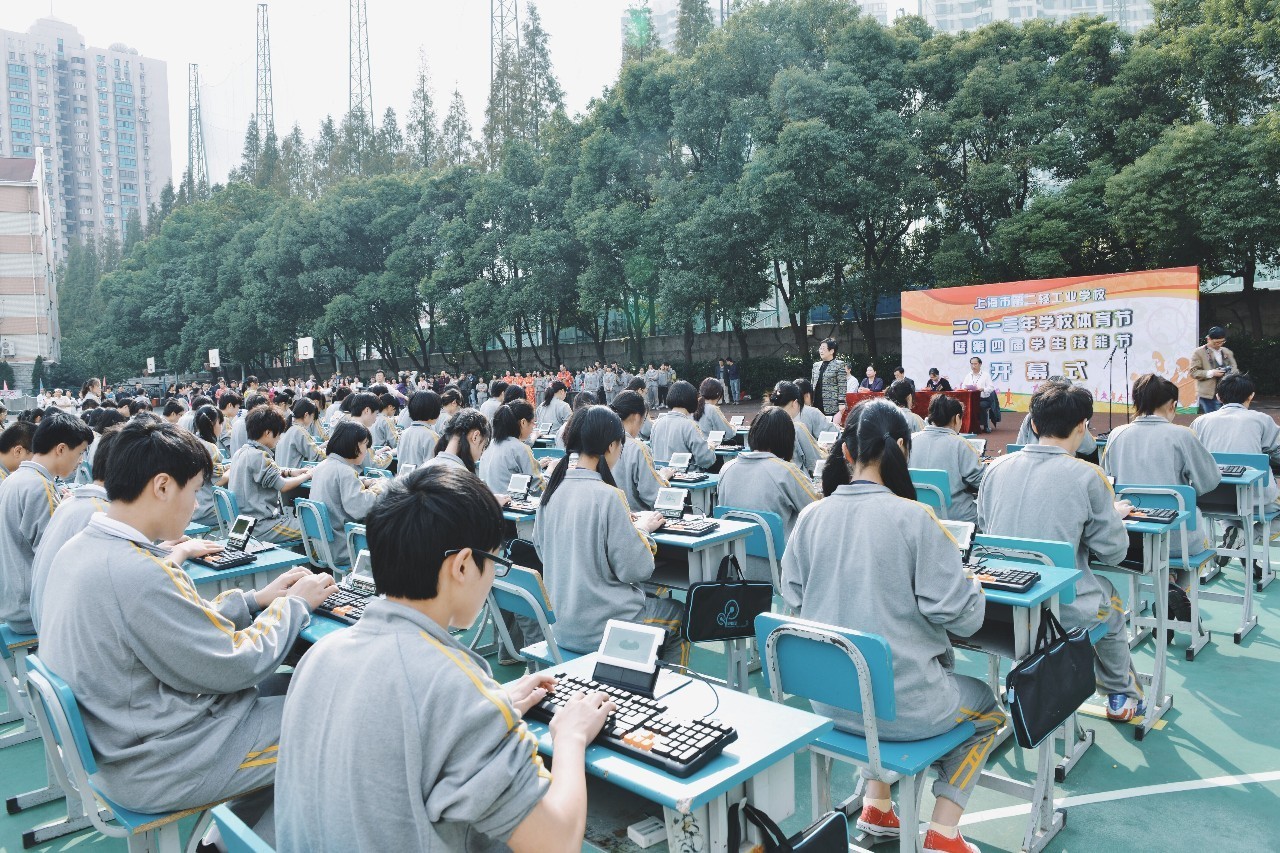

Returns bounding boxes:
[184,522,213,537]
[515,653,833,812]
[503,509,537,525]
[184,545,310,587]
[1124,510,1190,536]
[299,613,348,644]
[978,559,1081,608]
[668,473,720,492]
[652,518,755,551]
[715,447,743,458]
[1219,469,1265,487]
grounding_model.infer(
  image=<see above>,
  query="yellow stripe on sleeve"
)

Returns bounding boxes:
[418,631,517,732]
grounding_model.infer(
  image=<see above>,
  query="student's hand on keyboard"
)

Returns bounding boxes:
[1115,499,1134,518]
[255,567,314,609]
[168,538,223,566]
[549,690,615,746]
[635,511,665,533]
[495,493,512,507]
[506,672,558,715]
[287,572,339,610]
[659,467,677,480]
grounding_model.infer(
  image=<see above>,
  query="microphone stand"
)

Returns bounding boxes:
[1122,342,1131,423]
[1101,338,1121,432]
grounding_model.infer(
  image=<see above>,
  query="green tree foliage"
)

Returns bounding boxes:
[675,0,715,57]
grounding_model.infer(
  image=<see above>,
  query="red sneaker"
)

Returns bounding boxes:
[923,829,981,853]
[856,804,900,838]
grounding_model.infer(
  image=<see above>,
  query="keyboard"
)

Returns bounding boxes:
[507,499,539,514]
[526,675,737,777]
[969,565,1039,593]
[191,549,256,570]
[1218,464,1247,478]
[315,586,376,625]
[670,472,708,483]
[715,444,740,452]
[1127,507,1177,524]
[660,519,720,536]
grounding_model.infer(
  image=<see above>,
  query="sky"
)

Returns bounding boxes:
[6,0,640,184]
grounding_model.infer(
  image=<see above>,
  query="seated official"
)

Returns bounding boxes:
[276,466,614,853]
[925,368,952,393]
[228,408,313,544]
[909,395,983,524]
[398,391,442,469]
[308,421,384,567]
[609,391,671,512]
[39,419,334,842]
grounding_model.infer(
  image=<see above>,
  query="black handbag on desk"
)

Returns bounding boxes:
[1005,610,1096,749]
[683,554,773,642]
[727,801,848,853]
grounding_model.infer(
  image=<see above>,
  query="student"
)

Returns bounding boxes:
[217,392,244,457]
[0,421,36,481]
[717,408,820,582]
[479,380,509,422]
[885,378,926,432]
[536,380,572,437]
[323,386,350,425]
[979,383,1146,722]
[0,401,9,428]
[1192,372,1280,504]
[480,400,548,496]
[692,378,733,439]
[426,409,495,483]
[792,378,830,442]
[1015,378,1097,457]
[275,465,612,853]
[276,399,326,470]
[191,405,231,528]
[348,392,394,468]
[909,395,983,524]
[162,400,186,424]
[228,408,313,544]
[307,421,384,567]
[128,397,152,417]
[229,393,269,456]
[398,391,442,469]
[177,395,212,433]
[0,411,94,634]
[609,391,671,512]
[436,388,464,435]
[29,427,123,631]
[768,381,822,476]
[534,406,688,663]
[371,393,401,450]
[782,400,998,853]
[39,418,335,842]
[650,380,716,471]
[556,391,597,450]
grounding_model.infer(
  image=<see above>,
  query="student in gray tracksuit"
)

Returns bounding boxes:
[275,416,325,472]
[610,391,669,511]
[910,395,984,525]
[536,382,572,436]
[781,399,999,849]
[275,465,612,853]
[534,407,688,663]
[980,382,1147,722]
[398,391,443,470]
[794,379,831,442]
[651,382,716,470]
[1192,373,1280,504]
[0,412,93,634]
[1016,412,1097,455]
[769,381,825,476]
[1102,374,1221,554]
[228,409,312,544]
[693,379,734,440]
[480,401,547,497]
[717,407,820,582]
[307,422,382,567]
[37,419,335,840]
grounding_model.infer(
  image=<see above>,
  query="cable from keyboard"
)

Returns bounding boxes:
[655,661,721,718]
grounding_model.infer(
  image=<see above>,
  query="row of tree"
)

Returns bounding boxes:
[49,0,1280,387]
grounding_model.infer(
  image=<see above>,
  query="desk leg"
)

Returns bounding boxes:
[1135,533,1172,741]
[664,793,729,853]
[1025,741,1066,852]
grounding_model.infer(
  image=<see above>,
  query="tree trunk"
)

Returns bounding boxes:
[682,318,695,368]
[730,317,751,361]
[785,261,810,359]
[1242,256,1263,338]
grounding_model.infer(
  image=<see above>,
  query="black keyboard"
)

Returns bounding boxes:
[715,445,740,452]
[1127,507,1177,523]
[526,675,737,777]
[507,499,539,514]
[191,549,256,570]
[1218,464,1247,478]
[670,472,708,483]
[968,565,1039,593]
[661,519,720,536]
[315,586,375,624]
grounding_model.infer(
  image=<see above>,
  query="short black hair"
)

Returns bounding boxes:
[326,420,371,459]
[348,392,381,418]
[219,391,243,410]
[885,379,914,408]
[128,398,151,416]
[291,399,319,421]
[32,411,94,455]
[91,425,124,482]
[90,408,127,433]
[489,379,509,397]
[105,418,213,502]
[665,380,698,411]
[332,386,352,403]
[0,421,36,454]
[162,400,186,418]
[747,407,795,461]
[1131,373,1179,416]
[191,395,213,410]
[365,465,503,600]
[245,394,270,411]
[1216,372,1255,405]
[501,385,526,405]
[1029,384,1094,439]
[821,337,838,354]
[927,393,964,427]
[408,391,441,422]
[246,407,286,440]
[493,400,534,442]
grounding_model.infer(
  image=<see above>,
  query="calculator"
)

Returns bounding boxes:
[969,565,1039,593]
[1127,507,1177,523]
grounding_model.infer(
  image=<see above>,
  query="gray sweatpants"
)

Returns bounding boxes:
[860,675,1005,809]
[640,594,689,667]
[1060,575,1143,700]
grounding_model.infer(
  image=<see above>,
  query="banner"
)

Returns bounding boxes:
[208,348,220,369]
[901,267,1200,412]
[146,357,156,374]
[297,337,314,361]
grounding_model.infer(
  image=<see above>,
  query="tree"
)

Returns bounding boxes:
[675,0,714,57]
[440,89,476,168]
[517,3,566,152]
[0,361,14,389]
[622,3,662,64]
[406,48,439,170]
[30,355,45,391]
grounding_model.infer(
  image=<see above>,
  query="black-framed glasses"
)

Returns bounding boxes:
[444,548,512,577]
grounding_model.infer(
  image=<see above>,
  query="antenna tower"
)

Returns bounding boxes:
[256,3,275,138]
[349,0,374,144]
[490,0,520,134]
[187,63,209,196]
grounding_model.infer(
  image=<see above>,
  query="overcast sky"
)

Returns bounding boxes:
[7,0,638,184]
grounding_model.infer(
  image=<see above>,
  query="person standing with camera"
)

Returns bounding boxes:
[1191,326,1238,414]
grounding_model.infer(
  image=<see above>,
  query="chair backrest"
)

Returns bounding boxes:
[1005,444,1024,454]
[24,654,98,775]
[212,487,239,534]
[344,522,367,560]
[363,467,393,480]
[908,467,952,512]
[491,566,557,626]
[1211,452,1273,487]
[972,534,1073,570]
[211,804,275,853]
[506,538,543,572]
[532,447,566,461]
[713,506,787,588]
[294,498,335,543]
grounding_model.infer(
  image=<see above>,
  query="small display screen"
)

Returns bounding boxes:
[655,488,685,513]
[507,473,531,496]
[599,621,662,672]
[812,459,826,481]
[730,416,744,426]
[352,549,374,582]
[707,430,725,445]
[669,452,692,471]
[818,430,839,445]
[539,422,552,433]
[568,453,580,469]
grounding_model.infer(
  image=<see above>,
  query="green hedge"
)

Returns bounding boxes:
[1221,337,1280,396]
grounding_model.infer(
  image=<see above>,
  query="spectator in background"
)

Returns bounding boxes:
[1190,326,1238,414]
[725,357,741,403]
[925,368,952,393]
[809,338,847,418]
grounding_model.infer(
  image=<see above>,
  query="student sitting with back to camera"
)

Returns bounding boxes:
[0,411,94,634]
[768,381,823,477]
[346,392,394,468]
[275,399,326,471]
[716,407,820,582]
[692,378,734,441]
[1015,378,1097,458]
[306,421,383,568]
[609,390,674,512]
[537,380,572,437]
[534,406,689,665]
[783,400,998,853]
[885,378,926,433]
[38,418,336,844]
[217,392,243,458]
[0,420,36,481]
[1192,371,1280,505]
[228,394,269,456]
[908,395,984,525]
[397,390,442,469]
[480,400,550,497]
[191,405,231,529]
[793,378,831,444]
[371,393,401,450]
[275,465,615,852]
[228,408,313,544]
[479,380,509,422]
[649,380,716,472]
[979,382,1146,722]
[436,388,464,436]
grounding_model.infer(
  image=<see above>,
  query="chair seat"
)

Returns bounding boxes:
[811,721,976,777]
[0,623,37,659]
[520,642,584,668]
[1171,550,1216,570]
[93,786,187,835]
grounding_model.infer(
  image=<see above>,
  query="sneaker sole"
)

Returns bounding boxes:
[856,820,900,838]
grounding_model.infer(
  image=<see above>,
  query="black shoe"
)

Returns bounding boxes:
[1255,561,1268,582]
[1217,526,1240,567]
[1165,583,1191,644]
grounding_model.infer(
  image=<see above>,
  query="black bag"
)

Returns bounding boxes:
[683,554,773,642]
[1005,610,1095,749]
[727,801,848,853]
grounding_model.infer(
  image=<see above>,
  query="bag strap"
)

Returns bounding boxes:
[743,803,793,852]
[716,553,745,583]
[1035,609,1066,650]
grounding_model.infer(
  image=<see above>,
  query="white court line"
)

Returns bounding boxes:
[960,770,1280,826]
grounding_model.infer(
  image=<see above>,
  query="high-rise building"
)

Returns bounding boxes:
[1,17,171,260]
[622,1,733,53]
[0,153,59,376]
[925,0,1156,35]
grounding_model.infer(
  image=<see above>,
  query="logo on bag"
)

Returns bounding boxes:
[716,599,745,629]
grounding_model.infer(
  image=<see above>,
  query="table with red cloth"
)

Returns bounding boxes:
[838,389,981,433]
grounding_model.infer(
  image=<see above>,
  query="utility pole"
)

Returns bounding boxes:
[1110,0,1130,32]
[256,3,275,139]
[349,0,374,147]
[490,0,520,142]
[187,63,209,198]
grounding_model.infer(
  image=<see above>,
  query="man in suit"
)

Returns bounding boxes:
[810,337,848,417]
[1190,326,1238,414]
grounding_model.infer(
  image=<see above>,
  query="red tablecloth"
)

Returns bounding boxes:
[840,389,981,433]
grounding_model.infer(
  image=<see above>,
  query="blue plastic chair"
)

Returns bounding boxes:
[0,623,39,748]
[211,486,239,539]
[487,566,582,670]
[344,523,367,562]
[756,613,975,851]
[908,468,952,519]
[210,804,274,853]
[294,498,349,577]
[532,447,566,461]
[1005,444,1025,454]
[713,505,787,592]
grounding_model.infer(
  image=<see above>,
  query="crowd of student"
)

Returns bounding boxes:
[0,355,1276,853]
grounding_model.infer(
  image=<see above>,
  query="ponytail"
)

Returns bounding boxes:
[194,405,223,446]
[837,399,915,500]
[493,399,533,442]
[542,380,566,407]
[694,378,723,422]
[433,408,491,474]
[540,406,625,508]
[769,381,802,410]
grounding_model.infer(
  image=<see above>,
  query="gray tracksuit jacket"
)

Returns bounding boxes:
[29,483,109,632]
[910,426,984,524]
[694,404,734,442]
[276,424,325,470]
[480,437,545,497]
[1016,413,1097,455]
[1192,403,1280,503]
[610,435,668,512]
[397,421,440,469]
[0,460,61,634]
[717,452,820,582]
[307,456,381,566]
[650,412,715,470]
[536,398,572,436]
